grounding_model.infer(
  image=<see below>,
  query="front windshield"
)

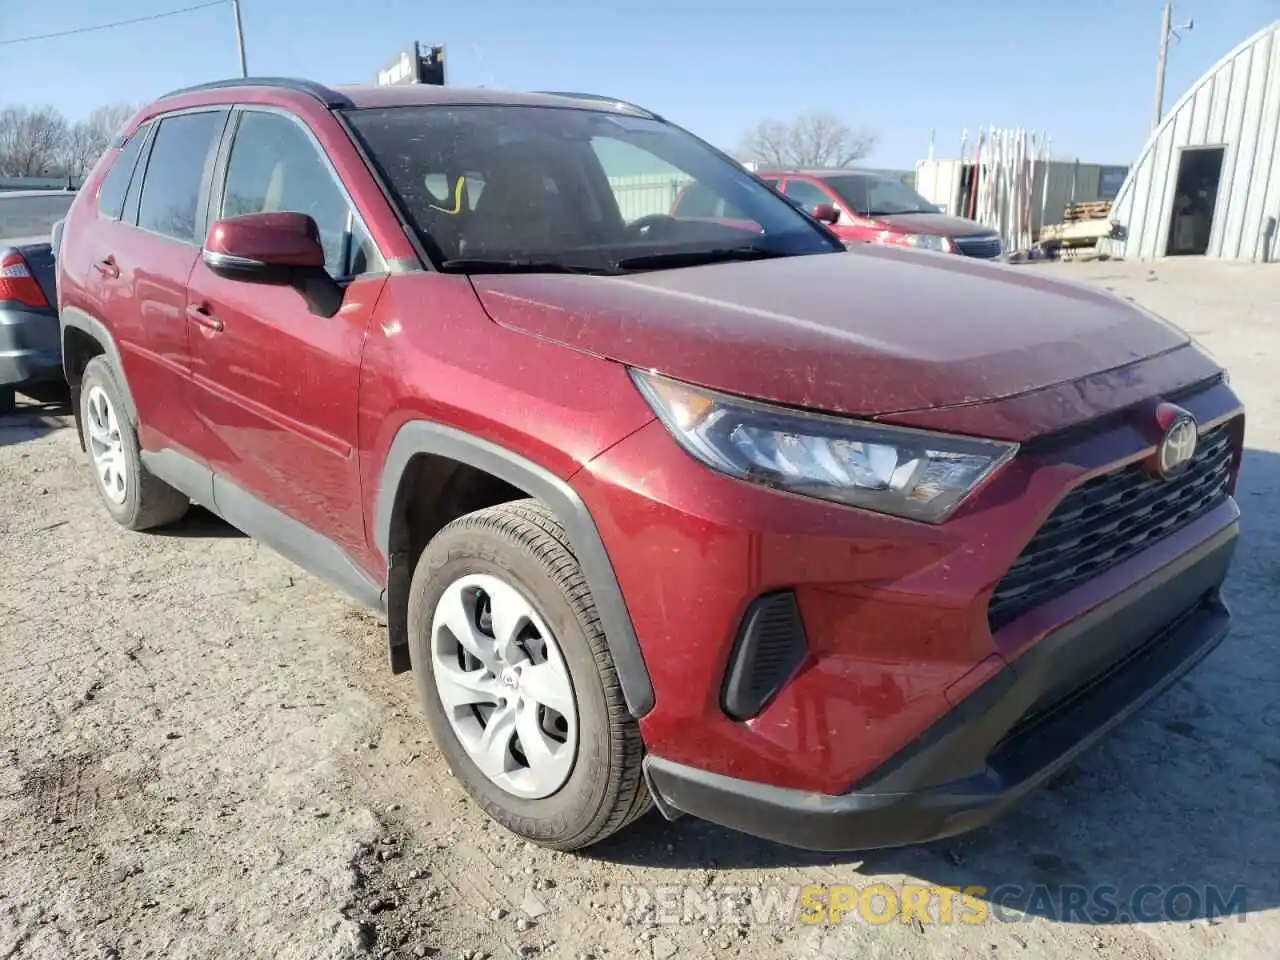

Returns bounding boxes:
[343,105,841,272]
[824,174,936,217]
[0,193,74,244]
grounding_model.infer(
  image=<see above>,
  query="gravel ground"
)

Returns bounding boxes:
[1,257,1276,960]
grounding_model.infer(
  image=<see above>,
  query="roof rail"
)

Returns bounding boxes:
[156,77,354,109]
[534,91,659,119]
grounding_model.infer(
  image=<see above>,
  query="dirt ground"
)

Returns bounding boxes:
[1,257,1277,960]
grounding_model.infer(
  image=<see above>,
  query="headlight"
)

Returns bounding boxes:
[900,233,955,253]
[631,371,1017,523]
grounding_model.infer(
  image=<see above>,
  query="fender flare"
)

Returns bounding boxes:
[375,420,655,718]
[60,306,138,424]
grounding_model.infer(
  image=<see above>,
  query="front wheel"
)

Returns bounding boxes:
[408,499,651,850]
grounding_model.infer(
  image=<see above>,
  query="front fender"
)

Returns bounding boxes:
[376,419,655,717]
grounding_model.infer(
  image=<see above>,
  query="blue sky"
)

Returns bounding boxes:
[2,0,1278,167]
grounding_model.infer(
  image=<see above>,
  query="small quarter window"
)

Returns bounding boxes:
[97,125,149,221]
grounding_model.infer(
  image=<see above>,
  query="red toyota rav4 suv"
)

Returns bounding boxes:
[57,79,1243,853]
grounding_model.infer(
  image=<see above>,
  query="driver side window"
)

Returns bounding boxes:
[781,179,835,215]
[220,110,382,278]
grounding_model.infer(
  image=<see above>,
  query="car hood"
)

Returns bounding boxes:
[872,212,995,237]
[471,244,1191,418]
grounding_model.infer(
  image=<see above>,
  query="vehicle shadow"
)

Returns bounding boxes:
[0,389,72,448]
[590,446,1280,925]
[153,505,246,539]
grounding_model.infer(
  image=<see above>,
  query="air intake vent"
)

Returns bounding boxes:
[721,591,808,721]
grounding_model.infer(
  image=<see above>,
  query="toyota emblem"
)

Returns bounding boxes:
[1156,413,1198,478]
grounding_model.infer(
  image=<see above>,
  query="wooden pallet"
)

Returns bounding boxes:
[1063,200,1113,222]
[1040,218,1117,244]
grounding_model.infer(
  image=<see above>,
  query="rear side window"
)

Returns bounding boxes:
[137,111,227,243]
[97,126,149,220]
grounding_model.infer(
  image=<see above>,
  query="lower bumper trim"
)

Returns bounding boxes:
[644,524,1236,852]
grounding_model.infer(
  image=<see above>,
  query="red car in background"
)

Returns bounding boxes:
[679,168,1006,260]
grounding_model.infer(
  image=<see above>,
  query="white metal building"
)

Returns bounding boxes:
[1101,20,1280,262]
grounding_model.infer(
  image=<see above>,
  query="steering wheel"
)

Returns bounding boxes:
[627,213,679,239]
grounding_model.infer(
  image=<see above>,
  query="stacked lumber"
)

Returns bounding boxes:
[1037,213,1119,261]
[1031,199,1119,260]
[1062,199,1112,222]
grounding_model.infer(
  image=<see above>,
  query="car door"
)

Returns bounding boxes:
[87,109,228,479]
[184,106,388,565]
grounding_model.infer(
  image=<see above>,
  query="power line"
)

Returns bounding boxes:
[0,0,228,46]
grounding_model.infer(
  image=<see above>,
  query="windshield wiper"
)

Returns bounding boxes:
[865,210,932,217]
[440,257,613,275]
[612,245,791,271]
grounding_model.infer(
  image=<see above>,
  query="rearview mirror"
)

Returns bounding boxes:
[202,212,342,317]
[812,203,840,225]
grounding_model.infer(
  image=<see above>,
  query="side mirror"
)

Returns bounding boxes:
[202,212,342,317]
[812,203,841,225]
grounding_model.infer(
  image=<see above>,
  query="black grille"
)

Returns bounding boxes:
[954,235,1004,259]
[988,421,1236,631]
[721,591,808,721]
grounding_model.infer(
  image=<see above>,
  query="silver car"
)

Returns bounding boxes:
[0,189,75,413]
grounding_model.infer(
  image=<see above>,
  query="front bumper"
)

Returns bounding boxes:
[644,522,1236,851]
[576,370,1242,795]
[0,305,62,386]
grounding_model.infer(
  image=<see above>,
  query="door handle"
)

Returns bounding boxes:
[186,304,224,332]
[93,256,119,279]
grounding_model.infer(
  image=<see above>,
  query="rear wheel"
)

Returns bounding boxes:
[408,499,650,850]
[79,358,189,530]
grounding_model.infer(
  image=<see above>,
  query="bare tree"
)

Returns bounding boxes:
[739,113,877,169]
[62,103,137,178]
[0,105,70,177]
[0,107,28,176]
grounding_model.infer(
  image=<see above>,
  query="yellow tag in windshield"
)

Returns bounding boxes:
[428,176,467,215]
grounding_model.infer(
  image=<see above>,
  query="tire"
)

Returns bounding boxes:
[0,386,15,415]
[408,498,651,850]
[79,357,190,530]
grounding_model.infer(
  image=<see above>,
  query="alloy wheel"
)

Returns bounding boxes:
[85,384,128,505]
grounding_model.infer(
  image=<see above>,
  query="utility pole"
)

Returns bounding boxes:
[1153,2,1194,130]
[231,0,248,78]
